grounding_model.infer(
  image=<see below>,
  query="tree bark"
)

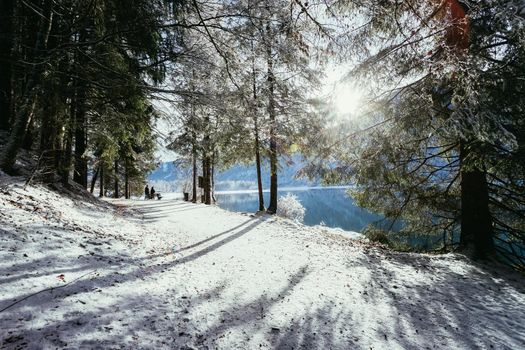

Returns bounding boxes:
[459,140,495,258]
[0,0,54,173]
[22,108,37,150]
[0,0,14,131]
[211,150,217,203]
[203,118,211,205]
[252,73,264,211]
[99,165,104,197]
[113,159,119,198]
[124,158,130,199]
[251,51,265,212]
[202,158,206,203]
[255,123,265,212]
[60,88,76,185]
[90,166,99,194]
[72,28,88,188]
[39,83,60,183]
[266,44,278,214]
[204,155,211,205]
[39,19,63,184]
[73,83,87,188]
[192,143,197,203]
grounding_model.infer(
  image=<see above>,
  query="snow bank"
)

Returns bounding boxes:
[1,179,524,349]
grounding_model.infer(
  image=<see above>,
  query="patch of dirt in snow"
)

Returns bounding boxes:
[1,181,524,350]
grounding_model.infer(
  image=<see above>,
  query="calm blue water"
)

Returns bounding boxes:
[216,187,388,233]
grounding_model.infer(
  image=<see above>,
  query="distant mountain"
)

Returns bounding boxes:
[148,161,188,182]
[148,155,318,192]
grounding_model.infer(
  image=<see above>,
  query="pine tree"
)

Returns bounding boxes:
[321,0,525,263]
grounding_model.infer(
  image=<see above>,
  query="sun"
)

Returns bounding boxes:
[333,84,363,116]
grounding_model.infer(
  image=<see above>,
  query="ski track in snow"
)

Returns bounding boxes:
[0,181,524,349]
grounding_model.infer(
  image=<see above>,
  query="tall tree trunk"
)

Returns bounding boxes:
[459,140,494,258]
[73,28,88,188]
[254,123,265,212]
[0,0,54,173]
[73,86,87,188]
[22,108,36,150]
[211,150,216,203]
[60,126,73,185]
[99,165,104,197]
[251,52,265,212]
[39,21,64,184]
[190,70,197,204]
[124,158,130,199]
[266,46,278,214]
[39,83,60,183]
[204,155,211,205]
[0,0,14,131]
[202,158,206,203]
[114,159,119,198]
[192,143,197,203]
[90,166,99,194]
[60,90,76,185]
[203,119,211,205]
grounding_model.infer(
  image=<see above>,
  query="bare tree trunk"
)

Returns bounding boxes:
[113,159,119,198]
[190,69,198,204]
[39,85,59,183]
[211,150,216,203]
[73,87,87,188]
[124,158,130,199]
[39,11,70,184]
[99,165,104,197]
[61,126,73,185]
[251,51,265,212]
[90,166,99,194]
[0,0,14,131]
[254,125,265,212]
[0,0,54,173]
[60,88,76,185]
[203,155,211,205]
[459,140,494,258]
[192,145,197,203]
[73,29,88,188]
[201,158,206,203]
[203,118,211,205]
[22,108,37,150]
[266,44,278,214]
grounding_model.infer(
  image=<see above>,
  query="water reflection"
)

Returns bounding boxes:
[215,187,384,233]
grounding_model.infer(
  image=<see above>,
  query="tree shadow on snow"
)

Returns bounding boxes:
[3,209,524,349]
[0,216,267,348]
[349,249,525,349]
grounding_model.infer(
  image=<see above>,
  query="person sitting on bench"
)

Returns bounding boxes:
[150,186,156,199]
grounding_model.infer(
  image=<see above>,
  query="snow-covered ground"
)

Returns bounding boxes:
[1,179,524,349]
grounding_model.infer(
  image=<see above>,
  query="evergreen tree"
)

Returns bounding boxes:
[319,0,525,263]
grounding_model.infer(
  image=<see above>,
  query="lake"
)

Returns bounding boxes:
[216,187,523,261]
[215,187,387,233]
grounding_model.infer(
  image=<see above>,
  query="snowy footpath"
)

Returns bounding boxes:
[1,181,524,349]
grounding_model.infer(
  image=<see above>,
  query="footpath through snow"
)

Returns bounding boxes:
[1,179,524,349]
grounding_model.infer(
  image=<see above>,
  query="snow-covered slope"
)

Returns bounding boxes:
[1,178,524,349]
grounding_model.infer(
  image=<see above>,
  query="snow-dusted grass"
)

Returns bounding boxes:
[1,180,524,349]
